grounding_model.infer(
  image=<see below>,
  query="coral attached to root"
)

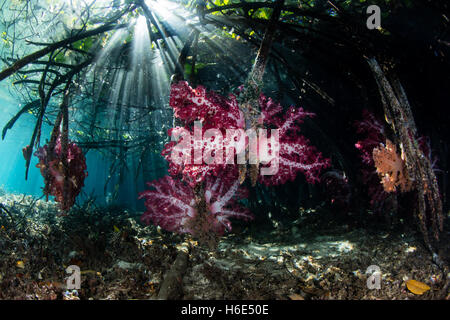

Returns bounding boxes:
[373,139,412,193]
[354,110,394,210]
[355,110,438,221]
[257,95,330,186]
[163,81,246,186]
[138,169,253,236]
[141,81,330,241]
[34,136,88,211]
[163,81,330,186]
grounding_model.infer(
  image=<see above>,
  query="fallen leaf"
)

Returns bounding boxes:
[289,293,305,300]
[406,279,431,295]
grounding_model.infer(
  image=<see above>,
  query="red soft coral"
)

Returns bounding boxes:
[165,82,330,186]
[164,82,247,186]
[35,136,88,211]
[203,169,252,234]
[170,81,245,129]
[258,99,331,186]
[138,175,196,233]
[162,125,229,187]
[144,82,330,237]
[139,170,252,235]
[354,110,389,209]
[354,110,386,165]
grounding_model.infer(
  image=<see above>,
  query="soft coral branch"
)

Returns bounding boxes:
[139,170,252,236]
[258,99,331,186]
[34,135,88,211]
[170,81,245,129]
[162,125,227,187]
[165,82,330,186]
[354,110,390,209]
[138,175,196,233]
[141,81,329,240]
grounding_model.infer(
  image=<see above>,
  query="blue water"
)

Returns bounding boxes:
[0,84,46,197]
[0,83,149,211]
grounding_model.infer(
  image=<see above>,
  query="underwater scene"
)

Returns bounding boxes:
[0,0,448,301]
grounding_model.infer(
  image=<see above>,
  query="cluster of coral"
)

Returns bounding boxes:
[34,136,88,211]
[354,110,435,211]
[139,81,330,242]
[354,110,393,211]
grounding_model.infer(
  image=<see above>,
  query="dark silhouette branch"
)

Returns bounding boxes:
[2,99,40,140]
[0,23,127,82]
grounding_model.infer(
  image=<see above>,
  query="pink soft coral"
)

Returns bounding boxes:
[164,82,330,186]
[258,98,331,186]
[170,81,245,129]
[35,136,88,211]
[354,110,390,209]
[142,81,330,238]
[139,175,196,233]
[163,82,247,186]
[162,125,230,187]
[355,110,386,165]
[138,170,252,235]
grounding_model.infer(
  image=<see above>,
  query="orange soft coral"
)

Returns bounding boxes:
[372,139,412,193]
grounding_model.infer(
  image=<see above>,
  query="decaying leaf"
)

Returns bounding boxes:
[406,279,431,295]
[289,293,305,300]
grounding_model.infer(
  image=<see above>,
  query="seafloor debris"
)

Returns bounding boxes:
[0,192,448,300]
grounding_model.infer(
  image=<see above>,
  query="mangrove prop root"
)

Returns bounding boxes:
[238,0,285,184]
[367,57,444,250]
[157,247,189,300]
